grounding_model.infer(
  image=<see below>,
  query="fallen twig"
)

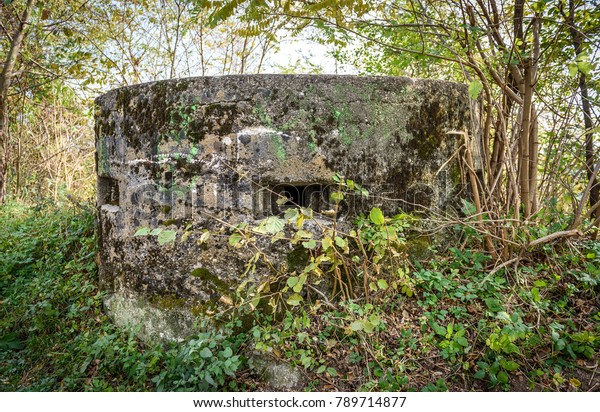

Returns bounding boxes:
[526,229,582,249]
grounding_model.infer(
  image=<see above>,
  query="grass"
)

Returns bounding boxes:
[0,199,598,391]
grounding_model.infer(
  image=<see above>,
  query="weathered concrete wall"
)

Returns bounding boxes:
[95,74,474,338]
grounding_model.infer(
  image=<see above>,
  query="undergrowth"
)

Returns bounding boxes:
[0,200,246,391]
[249,241,599,391]
[1,198,598,391]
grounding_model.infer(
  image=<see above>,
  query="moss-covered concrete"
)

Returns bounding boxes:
[95,74,477,341]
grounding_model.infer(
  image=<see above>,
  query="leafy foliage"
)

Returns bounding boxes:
[2,193,599,391]
[222,174,412,312]
[0,201,245,391]
[204,175,599,391]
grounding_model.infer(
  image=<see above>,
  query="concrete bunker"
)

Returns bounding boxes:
[95,74,475,341]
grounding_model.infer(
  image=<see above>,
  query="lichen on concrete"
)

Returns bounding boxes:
[247,346,306,391]
[105,291,196,344]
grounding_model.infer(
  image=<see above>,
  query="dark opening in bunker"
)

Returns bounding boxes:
[98,177,120,206]
[270,183,326,214]
[280,185,308,208]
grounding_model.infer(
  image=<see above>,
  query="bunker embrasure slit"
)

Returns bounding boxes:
[98,176,120,206]
[268,183,329,215]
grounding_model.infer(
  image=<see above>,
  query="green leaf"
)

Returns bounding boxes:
[468,80,484,99]
[455,336,469,347]
[0,333,23,351]
[497,311,511,323]
[432,322,446,336]
[576,52,588,62]
[531,287,540,302]
[326,367,338,377]
[461,199,477,215]
[368,314,381,328]
[287,276,299,288]
[300,207,313,218]
[363,320,376,333]
[157,230,176,245]
[316,365,327,374]
[199,347,213,358]
[296,230,313,239]
[228,233,242,246]
[369,207,385,225]
[350,320,364,331]
[181,231,191,243]
[321,236,333,251]
[474,369,486,380]
[485,298,503,312]
[256,216,285,234]
[334,236,346,248]
[497,370,509,384]
[302,239,317,249]
[568,62,579,77]
[531,0,546,13]
[501,360,520,371]
[204,372,216,386]
[286,293,303,306]
[284,208,299,221]
[577,61,593,75]
[377,279,388,290]
[150,228,163,236]
[303,262,317,274]
[533,280,547,287]
[221,347,233,358]
[293,274,307,293]
[504,343,521,355]
[134,227,150,236]
[198,231,210,244]
[330,191,344,202]
[251,293,261,309]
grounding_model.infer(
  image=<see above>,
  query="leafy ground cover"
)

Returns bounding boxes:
[249,243,600,391]
[0,201,246,391]
[0,200,598,391]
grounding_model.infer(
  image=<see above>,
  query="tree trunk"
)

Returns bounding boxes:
[581,73,598,224]
[519,64,533,217]
[566,0,598,229]
[0,0,36,204]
